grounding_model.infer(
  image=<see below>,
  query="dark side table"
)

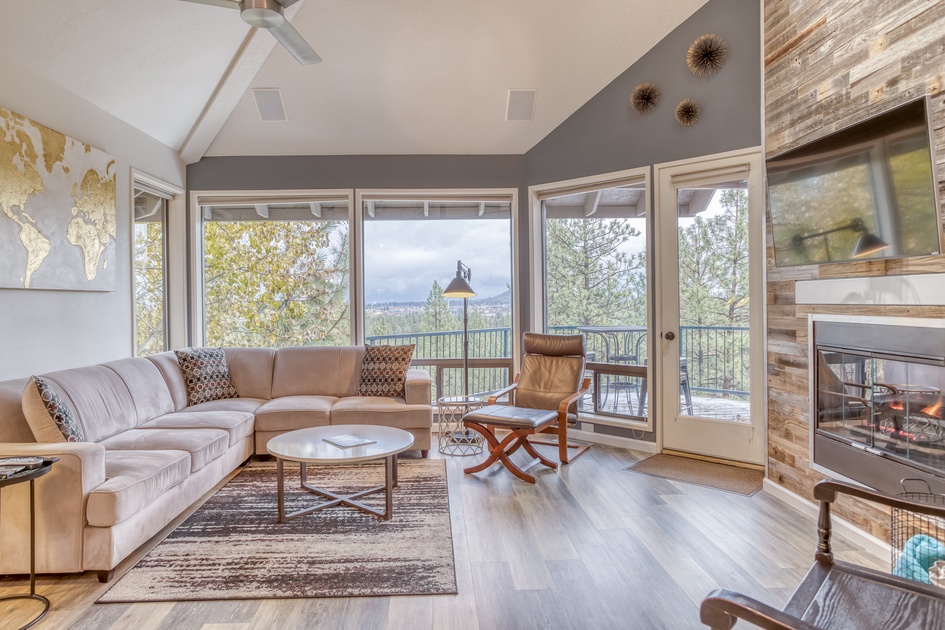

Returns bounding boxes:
[0,460,54,629]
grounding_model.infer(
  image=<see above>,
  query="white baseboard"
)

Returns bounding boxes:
[568,427,660,454]
[762,479,890,561]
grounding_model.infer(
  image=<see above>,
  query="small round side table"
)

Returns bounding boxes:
[437,396,485,456]
[0,459,54,630]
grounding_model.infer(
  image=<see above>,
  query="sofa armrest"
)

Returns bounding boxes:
[0,441,107,574]
[405,368,432,405]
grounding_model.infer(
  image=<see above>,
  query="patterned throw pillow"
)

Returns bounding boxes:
[31,376,84,442]
[358,344,416,398]
[175,347,239,406]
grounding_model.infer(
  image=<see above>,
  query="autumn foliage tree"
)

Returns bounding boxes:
[203,219,349,347]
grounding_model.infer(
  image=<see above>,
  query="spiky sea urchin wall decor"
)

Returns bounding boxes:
[675,99,701,126]
[630,83,661,114]
[687,34,728,77]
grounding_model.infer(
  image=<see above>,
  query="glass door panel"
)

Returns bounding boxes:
[675,181,751,422]
[657,149,765,465]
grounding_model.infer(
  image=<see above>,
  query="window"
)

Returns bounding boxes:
[540,179,649,421]
[360,193,515,399]
[133,187,168,356]
[196,195,351,347]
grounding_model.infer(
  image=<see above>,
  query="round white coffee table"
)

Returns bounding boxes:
[266,424,414,522]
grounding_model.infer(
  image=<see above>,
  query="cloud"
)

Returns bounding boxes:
[363,219,511,302]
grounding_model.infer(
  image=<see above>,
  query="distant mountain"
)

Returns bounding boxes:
[472,289,511,306]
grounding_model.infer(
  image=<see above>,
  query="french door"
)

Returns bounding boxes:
[655,148,766,465]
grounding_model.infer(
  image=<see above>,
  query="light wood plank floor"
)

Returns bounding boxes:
[0,444,886,630]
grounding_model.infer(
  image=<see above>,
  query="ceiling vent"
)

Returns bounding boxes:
[252,88,288,122]
[506,89,536,121]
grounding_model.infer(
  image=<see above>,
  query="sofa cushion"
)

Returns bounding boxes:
[358,344,415,398]
[175,347,238,406]
[185,397,266,414]
[23,376,85,442]
[147,351,190,411]
[98,429,228,473]
[270,346,364,398]
[254,396,336,433]
[24,366,135,443]
[330,396,432,429]
[140,410,255,447]
[222,348,275,400]
[103,358,175,425]
[87,450,190,527]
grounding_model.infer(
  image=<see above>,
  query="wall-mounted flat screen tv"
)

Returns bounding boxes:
[767,97,942,267]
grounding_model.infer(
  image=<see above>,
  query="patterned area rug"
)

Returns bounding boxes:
[626,454,764,496]
[98,459,455,602]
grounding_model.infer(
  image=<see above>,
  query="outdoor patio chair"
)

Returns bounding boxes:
[461,332,591,483]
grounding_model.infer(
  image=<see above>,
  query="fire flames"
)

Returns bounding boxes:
[884,397,942,418]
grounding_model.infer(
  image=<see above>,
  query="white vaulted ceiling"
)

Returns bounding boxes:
[0,0,710,159]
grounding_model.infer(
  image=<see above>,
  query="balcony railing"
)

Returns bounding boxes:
[367,327,513,400]
[366,324,749,406]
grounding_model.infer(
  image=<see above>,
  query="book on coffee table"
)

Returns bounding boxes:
[323,433,377,448]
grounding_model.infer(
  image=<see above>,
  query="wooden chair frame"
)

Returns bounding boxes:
[700,479,945,629]
[463,375,591,483]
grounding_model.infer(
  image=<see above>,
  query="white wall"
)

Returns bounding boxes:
[0,53,185,380]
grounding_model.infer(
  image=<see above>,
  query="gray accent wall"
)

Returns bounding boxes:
[0,53,185,381]
[525,0,761,185]
[187,155,524,191]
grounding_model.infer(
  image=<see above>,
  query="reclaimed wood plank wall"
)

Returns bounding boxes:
[764,0,945,539]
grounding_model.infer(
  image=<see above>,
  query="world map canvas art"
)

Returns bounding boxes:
[0,107,116,291]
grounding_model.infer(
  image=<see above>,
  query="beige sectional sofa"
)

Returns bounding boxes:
[0,346,432,581]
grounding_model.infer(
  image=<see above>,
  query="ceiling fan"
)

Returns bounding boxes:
[180,0,321,65]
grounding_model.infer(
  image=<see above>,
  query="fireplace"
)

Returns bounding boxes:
[811,316,945,495]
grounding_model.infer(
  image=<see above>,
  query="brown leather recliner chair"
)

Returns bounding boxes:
[461,332,591,483]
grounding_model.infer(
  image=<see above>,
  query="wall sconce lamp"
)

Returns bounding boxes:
[791,218,889,261]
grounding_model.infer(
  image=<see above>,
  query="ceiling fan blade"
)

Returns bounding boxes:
[178,0,240,9]
[268,19,322,65]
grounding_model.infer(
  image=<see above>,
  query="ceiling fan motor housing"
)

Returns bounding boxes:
[240,0,284,28]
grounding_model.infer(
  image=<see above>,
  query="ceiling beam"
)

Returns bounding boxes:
[583,191,602,217]
[178,1,306,164]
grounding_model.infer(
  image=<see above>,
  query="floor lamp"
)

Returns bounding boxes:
[442,260,476,398]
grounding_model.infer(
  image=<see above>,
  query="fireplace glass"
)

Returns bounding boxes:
[816,348,945,477]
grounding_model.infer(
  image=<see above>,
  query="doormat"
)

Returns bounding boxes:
[626,454,763,496]
[98,459,456,602]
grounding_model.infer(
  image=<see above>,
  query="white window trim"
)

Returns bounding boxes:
[131,169,184,355]
[354,188,520,370]
[188,189,356,347]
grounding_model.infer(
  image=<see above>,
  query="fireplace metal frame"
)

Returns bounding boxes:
[808,314,945,496]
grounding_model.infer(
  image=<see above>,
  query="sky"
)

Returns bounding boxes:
[359,188,731,304]
[363,219,512,303]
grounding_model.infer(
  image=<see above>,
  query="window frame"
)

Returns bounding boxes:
[527,167,653,431]
[188,189,356,347]
[131,170,183,356]
[355,188,521,375]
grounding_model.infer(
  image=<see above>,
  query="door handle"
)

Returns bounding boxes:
[664,331,675,340]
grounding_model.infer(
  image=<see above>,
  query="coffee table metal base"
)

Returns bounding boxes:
[276,455,399,522]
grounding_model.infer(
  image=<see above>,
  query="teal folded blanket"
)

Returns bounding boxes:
[894,534,945,584]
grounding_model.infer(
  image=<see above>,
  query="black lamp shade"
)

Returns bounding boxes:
[852,232,889,258]
[442,276,476,298]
